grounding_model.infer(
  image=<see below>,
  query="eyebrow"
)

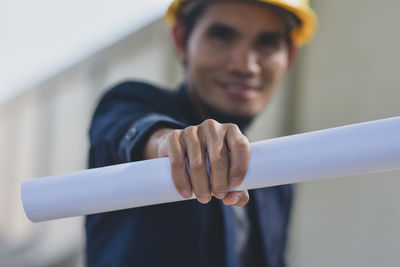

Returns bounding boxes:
[205,22,286,40]
[257,31,287,41]
[205,22,239,37]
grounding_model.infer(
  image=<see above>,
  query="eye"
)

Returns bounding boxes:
[206,25,237,42]
[256,33,286,50]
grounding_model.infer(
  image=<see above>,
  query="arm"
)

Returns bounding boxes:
[89,82,250,206]
[89,82,185,168]
[143,119,250,207]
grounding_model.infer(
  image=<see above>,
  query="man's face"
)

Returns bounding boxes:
[177,1,293,118]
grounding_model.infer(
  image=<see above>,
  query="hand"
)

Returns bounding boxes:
[144,119,250,206]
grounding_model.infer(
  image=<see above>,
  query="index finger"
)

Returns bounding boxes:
[225,125,250,188]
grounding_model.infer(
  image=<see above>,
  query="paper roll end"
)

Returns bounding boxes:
[21,181,40,223]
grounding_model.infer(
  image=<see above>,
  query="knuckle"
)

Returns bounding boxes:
[169,130,182,140]
[210,153,226,166]
[183,128,201,146]
[232,137,250,150]
[190,158,204,170]
[187,125,197,132]
[202,119,218,128]
[211,144,228,158]
[204,118,216,124]
[170,157,185,168]
[184,126,197,137]
[225,123,239,130]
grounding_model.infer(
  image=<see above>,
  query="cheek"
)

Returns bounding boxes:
[187,34,229,70]
[190,45,227,72]
[255,52,289,106]
[260,51,289,84]
[187,45,228,90]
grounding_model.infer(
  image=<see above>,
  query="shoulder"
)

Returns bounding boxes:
[100,80,175,105]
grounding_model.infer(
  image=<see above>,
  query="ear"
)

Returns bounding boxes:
[287,44,298,68]
[171,22,188,62]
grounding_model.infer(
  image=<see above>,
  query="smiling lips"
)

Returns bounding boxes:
[216,80,260,100]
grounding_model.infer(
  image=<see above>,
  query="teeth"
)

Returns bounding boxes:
[226,85,249,91]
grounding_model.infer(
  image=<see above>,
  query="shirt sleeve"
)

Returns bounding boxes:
[88,81,186,168]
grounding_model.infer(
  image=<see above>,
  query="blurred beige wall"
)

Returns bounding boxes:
[1,0,399,266]
[0,20,184,267]
[288,1,400,266]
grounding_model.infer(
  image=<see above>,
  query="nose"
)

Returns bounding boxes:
[227,43,260,78]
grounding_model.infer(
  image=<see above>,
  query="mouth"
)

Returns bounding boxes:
[215,80,259,100]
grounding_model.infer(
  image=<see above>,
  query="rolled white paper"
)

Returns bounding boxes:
[21,117,400,222]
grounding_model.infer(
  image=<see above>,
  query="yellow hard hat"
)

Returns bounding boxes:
[165,0,317,46]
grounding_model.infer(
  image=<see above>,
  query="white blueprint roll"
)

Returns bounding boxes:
[21,117,400,222]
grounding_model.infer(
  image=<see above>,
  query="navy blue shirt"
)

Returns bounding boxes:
[86,81,292,267]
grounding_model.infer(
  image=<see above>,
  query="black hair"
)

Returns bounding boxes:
[176,0,300,44]
[176,1,210,42]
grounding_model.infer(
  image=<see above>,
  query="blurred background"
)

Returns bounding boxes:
[1,0,399,266]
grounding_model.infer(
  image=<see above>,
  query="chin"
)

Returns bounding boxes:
[225,103,262,118]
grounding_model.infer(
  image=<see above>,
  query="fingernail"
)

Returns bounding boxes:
[230,177,241,187]
[181,190,192,198]
[232,196,240,205]
[215,193,226,199]
[226,196,240,206]
[198,196,211,204]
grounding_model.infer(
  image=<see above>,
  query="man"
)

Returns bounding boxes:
[87,0,316,266]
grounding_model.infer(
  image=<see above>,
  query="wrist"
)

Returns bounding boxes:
[143,128,173,159]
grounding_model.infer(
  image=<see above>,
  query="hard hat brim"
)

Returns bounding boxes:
[165,0,317,46]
